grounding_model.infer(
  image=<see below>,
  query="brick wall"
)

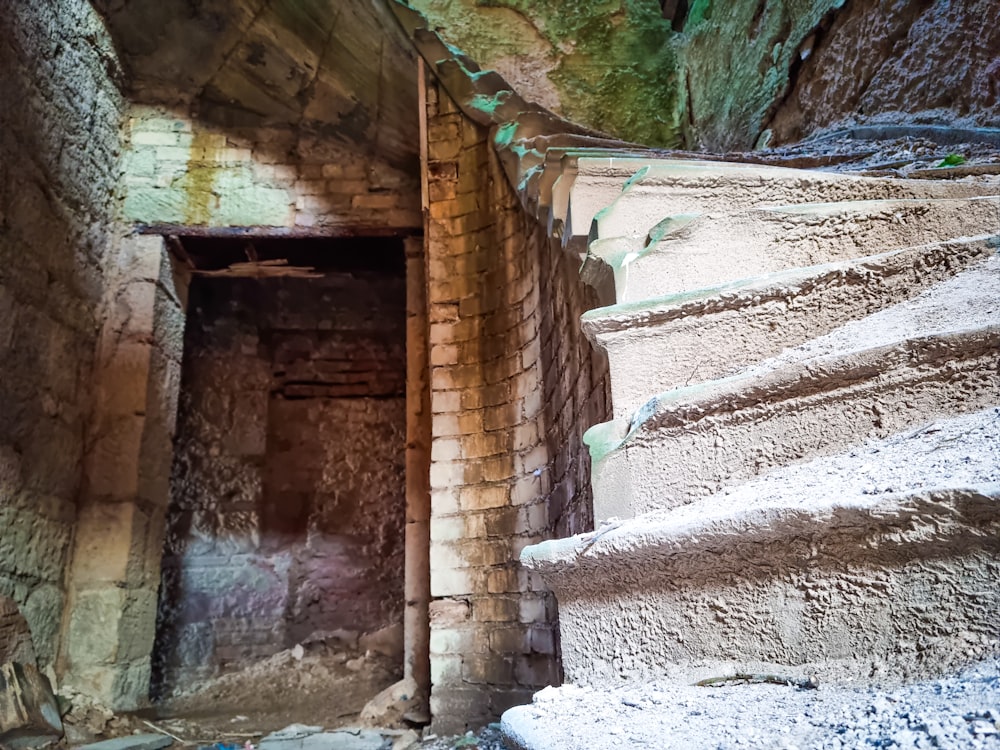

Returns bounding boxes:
[154,268,407,694]
[422,77,611,732]
[123,105,421,233]
[0,0,125,671]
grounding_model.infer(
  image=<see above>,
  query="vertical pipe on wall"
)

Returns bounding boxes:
[403,234,431,710]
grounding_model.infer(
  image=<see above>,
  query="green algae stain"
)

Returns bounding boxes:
[446,0,686,147]
[177,129,224,226]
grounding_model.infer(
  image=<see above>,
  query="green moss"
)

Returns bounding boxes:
[413,0,685,147]
[685,0,713,29]
[488,0,684,146]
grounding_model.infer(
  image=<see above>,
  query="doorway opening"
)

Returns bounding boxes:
[149,236,408,733]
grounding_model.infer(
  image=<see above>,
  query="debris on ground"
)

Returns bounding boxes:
[258,724,395,750]
[74,734,174,750]
[500,657,1000,749]
[150,632,401,738]
[0,662,64,749]
[416,724,505,750]
[359,678,423,728]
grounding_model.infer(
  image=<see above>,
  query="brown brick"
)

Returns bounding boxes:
[473,596,519,623]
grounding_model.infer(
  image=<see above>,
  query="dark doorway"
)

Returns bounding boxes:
[150,236,407,731]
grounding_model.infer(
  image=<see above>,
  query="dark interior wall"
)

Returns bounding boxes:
[0,0,124,667]
[153,256,407,694]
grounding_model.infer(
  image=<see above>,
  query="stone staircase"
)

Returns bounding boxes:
[508,152,1000,740]
[385,4,1000,737]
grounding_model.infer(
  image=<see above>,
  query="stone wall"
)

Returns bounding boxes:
[62,235,186,708]
[154,264,407,694]
[123,105,422,233]
[0,0,125,672]
[422,76,610,732]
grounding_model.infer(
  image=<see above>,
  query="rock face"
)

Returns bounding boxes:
[0,662,64,750]
[767,0,1000,144]
[409,0,995,150]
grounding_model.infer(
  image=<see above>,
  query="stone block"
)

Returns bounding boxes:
[71,502,144,584]
[431,487,461,516]
[488,626,530,655]
[430,567,474,598]
[459,485,508,511]
[429,541,467,572]
[486,568,519,594]
[429,653,462,686]
[95,340,152,417]
[428,599,470,626]
[429,460,462,490]
[473,596,518,623]
[0,598,36,666]
[430,438,461,463]
[117,588,159,662]
[86,415,144,499]
[514,653,558,687]
[429,516,465,542]
[0,662,63,750]
[428,627,480,655]
[65,588,125,665]
[75,734,172,750]
[462,653,513,685]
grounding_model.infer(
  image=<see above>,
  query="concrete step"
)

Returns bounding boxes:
[500,659,1000,750]
[584,195,1000,305]
[584,250,999,520]
[522,407,1000,688]
[582,236,998,419]
[589,160,999,244]
[589,324,999,522]
[551,155,999,256]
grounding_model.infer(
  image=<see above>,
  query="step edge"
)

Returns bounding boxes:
[585,325,1000,459]
[521,481,1000,573]
[580,235,999,339]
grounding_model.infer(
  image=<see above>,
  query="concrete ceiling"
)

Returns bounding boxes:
[92,0,419,168]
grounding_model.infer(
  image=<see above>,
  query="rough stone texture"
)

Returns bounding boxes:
[94,0,420,171]
[578,159,997,263]
[768,0,1000,144]
[154,269,407,696]
[0,662,63,750]
[61,236,186,710]
[123,106,421,232]
[409,0,997,151]
[74,734,173,750]
[590,246,1000,521]
[501,660,1000,750]
[0,599,37,667]
[422,75,610,733]
[584,235,998,418]
[527,408,1000,687]
[411,0,682,147]
[510,144,1000,737]
[0,0,125,671]
[595,196,1000,306]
